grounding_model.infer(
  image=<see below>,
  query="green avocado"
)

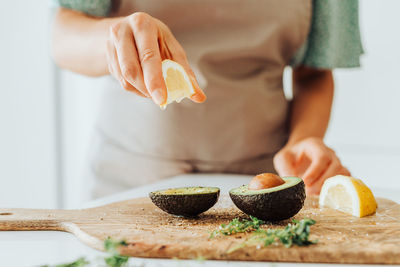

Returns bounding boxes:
[229,177,305,221]
[149,187,220,217]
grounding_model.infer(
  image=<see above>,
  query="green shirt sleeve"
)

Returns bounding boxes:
[52,0,112,17]
[292,0,364,69]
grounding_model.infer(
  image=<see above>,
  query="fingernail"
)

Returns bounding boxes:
[191,92,207,103]
[151,89,165,105]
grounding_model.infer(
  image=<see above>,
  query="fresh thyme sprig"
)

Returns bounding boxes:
[40,238,133,267]
[227,218,318,253]
[209,216,265,238]
[39,257,90,267]
[104,237,129,267]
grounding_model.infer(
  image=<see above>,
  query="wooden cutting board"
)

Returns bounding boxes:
[0,196,399,264]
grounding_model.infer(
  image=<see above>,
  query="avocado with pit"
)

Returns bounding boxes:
[149,187,220,217]
[229,177,305,221]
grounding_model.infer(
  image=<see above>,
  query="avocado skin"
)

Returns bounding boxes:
[229,180,305,221]
[149,191,220,217]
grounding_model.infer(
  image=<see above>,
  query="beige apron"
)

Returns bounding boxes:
[88,0,312,197]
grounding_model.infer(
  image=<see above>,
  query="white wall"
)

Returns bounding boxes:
[0,1,57,208]
[325,0,400,189]
[59,73,104,208]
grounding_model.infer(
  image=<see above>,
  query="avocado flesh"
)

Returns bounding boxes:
[229,177,305,221]
[149,187,220,217]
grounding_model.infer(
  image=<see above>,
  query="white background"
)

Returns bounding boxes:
[0,0,399,209]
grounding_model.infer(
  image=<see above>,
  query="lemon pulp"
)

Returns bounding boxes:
[160,59,195,109]
[319,175,377,217]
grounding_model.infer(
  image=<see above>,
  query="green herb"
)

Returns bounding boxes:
[104,237,128,253]
[40,238,132,267]
[104,237,129,267]
[227,218,318,253]
[195,255,207,262]
[209,215,265,238]
[39,257,89,267]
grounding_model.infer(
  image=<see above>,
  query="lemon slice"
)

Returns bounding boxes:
[160,59,196,109]
[319,175,377,217]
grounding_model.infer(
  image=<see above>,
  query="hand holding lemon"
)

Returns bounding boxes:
[106,12,206,106]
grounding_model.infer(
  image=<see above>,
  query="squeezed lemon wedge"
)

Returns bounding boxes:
[160,59,196,109]
[319,175,377,217]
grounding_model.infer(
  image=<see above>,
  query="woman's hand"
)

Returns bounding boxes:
[106,12,206,105]
[273,137,350,195]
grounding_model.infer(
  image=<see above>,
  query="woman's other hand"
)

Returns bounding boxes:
[106,12,206,105]
[273,137,350,195]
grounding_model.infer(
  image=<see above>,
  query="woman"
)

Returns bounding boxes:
[52,0,362,197]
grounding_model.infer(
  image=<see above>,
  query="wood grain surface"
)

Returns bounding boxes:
[0,196,399,264]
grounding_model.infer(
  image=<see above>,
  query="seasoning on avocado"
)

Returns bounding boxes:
[149,186,220,217]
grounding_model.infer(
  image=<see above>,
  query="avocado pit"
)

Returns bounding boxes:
[248,173,285,190]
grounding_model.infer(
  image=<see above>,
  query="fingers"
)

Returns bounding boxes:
[129,12,167,105]
[106,39,147,97]
[305,148,351,195]
[307,163,351,195]
[284,138,351,195]
[188,71,207,103]
[273,150,297,177]
[110,22,149,97]
[306,158,340,195]
[314,158,342,186]
[302,150,331,187]
[341,166,351,176]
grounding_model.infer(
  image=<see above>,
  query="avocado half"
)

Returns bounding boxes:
[229,177,305,221]
[149,187,220,217]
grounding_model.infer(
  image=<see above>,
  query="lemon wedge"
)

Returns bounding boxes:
[319,175,377,217]
[160,59,196,109]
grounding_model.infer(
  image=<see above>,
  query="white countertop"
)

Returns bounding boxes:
[1,174,399,267]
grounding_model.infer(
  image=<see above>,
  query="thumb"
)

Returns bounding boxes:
[273,149,297,177]
[188,72,206,103]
